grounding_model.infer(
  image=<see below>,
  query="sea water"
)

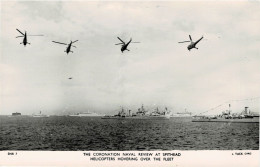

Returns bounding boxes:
[0,116,258,150]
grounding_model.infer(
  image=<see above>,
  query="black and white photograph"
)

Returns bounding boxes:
[0,0,259,158]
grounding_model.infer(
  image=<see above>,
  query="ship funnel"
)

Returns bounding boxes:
[245,107,249,115]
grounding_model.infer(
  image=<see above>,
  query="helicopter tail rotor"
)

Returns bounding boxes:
[72,40,78,43]
[128,38,132,43]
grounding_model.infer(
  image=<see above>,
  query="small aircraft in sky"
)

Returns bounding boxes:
[115,37,140,52]
[178,35,203,51]
[52,40,78,54]
[68,77,72,80]
[16,29,44,46]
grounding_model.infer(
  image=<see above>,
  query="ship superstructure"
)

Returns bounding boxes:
[12,112,22,116]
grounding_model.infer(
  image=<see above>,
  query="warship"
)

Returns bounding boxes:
[11,112,22,116]
[32,111,49,118]
[170,109,192,117]
[69,111,102,117]
[102,105,170,119]
[192,106,259,123]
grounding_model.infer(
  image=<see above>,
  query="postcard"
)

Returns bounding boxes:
[0,1,259,166]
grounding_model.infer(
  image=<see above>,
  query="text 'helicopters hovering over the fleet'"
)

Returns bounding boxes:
[115,37,140,53]
[178,35,203,51]
[52,40,79,54]
[16,29,44,46]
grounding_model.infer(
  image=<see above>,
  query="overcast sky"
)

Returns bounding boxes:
[0,1,260,115]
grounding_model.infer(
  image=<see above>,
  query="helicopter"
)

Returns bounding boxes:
[115,37,140,52]
[16,29,44,46]
[178,35,203,51]
[52,40,78,54]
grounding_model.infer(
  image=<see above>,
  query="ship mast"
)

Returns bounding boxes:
[229,104,231,114]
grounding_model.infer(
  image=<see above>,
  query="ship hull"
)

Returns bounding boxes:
[69,114,101,117]
[170,113,192,117]
[126,116,169,119]
[192,117,259,123]
[101,116,125,119]
[69,115,101,117]
[170,115,192,118]
[32,115,49,118]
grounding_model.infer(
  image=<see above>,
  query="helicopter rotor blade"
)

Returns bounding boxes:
[16,36,24,38]
[189,35,192,41]
[16,29,25,35]
[52,41,68,45]
[72,40,78,43]
[117,37,125,44]
[115,43,124,45]
[178,41,190,43]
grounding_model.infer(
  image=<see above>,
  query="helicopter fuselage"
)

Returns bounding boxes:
[66,42,72,54]
[121,44,129,52]
[187,42,196,50]
[121,39,132,52]
[188,36,203,51]
[22,32,28,46]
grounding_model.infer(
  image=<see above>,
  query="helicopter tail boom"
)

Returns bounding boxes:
[194,36,204,45]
